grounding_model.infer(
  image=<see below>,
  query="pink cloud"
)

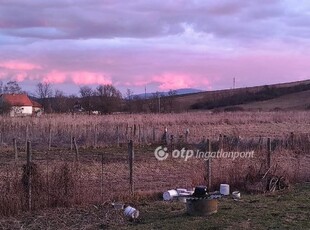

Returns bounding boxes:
[43,71,67,84]
[71,71,112,85]
[0,61,41,71]
[152,72,207,90]
[118,73,211,91]
[15,73,28,82]
[43,71,112,85]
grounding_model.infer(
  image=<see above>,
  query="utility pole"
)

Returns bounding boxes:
[158,94,161,113]
[233,77,236,89]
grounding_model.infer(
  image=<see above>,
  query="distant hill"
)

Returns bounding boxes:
[170,79,310,111]
[133,88,203,99]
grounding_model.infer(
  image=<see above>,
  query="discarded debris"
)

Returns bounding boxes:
[232,191,241,199]
[124,206,139,220]
[112,202,125,210]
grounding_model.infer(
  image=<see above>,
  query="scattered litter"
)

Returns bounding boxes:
[193,186,208,197]
[232,191,241,199]
[112,202,125,210]
[220,184,230,195]
[176,188,188,194]
[124,206,139,220]
[163,189,178,201]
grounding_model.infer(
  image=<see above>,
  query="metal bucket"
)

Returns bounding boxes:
[186,198,218,216]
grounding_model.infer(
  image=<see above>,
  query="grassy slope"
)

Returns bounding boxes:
[129,184,310,230]
[1,183,309,229]
[240,89,310,111]
[172,79,310,111]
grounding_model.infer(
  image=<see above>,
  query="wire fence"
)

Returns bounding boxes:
[0,131,309,216]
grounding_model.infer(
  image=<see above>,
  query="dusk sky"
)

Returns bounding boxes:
[0,0,310,95]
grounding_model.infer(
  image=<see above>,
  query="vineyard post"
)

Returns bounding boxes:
[26,140,32,211]
[290,132,294,149]
[101,153,104,203]
[48,123,52,151]
[207,139,212,190]
[128,140,134,195]
[152,127,156,143]
[73,137,79,161]
[133,124,137,137]
[25,124,29,153]
[13,138,18,161]
[116,125,120,147]
[267,138,271,169]
[70,125,73,152]
[138,125,141,145]
[94,125,98,149]
[219,134,223,151]
[170,135,174,152]
[46,151,50,207]
[185,128,189,143]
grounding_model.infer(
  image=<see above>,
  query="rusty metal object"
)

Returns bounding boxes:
[186,198,218,216]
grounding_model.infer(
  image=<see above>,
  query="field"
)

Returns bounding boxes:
[0,183,309,229]
[0,111,309,229]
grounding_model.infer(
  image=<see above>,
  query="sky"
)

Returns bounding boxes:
[0,0,310,96]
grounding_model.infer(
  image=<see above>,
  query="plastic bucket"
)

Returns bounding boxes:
[124,206,139,219]
[176,188,188,194]
[112,202,124,210]
[163,189,178,201]
[220,184,230,195]
[178,192,192,203]
[232,191,241,199]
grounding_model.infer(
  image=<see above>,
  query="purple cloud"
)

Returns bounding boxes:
[0,0,309,95]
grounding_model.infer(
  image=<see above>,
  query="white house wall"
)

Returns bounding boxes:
[11,106,33,116]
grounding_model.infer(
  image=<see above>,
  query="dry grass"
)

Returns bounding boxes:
[0,111,309,218]
[0,111,309,150]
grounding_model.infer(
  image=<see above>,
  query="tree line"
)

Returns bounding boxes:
[0,80,178,114]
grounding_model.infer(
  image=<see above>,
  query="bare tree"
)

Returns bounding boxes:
[95,84,122,113]
[167,89,177,112]
[53,89,68,113]
[79,86,94,114]
[125,88,134,113]
[3,81,22,94]
[35,82,53,113]
[36,82,53,99]
[0,80,3,94]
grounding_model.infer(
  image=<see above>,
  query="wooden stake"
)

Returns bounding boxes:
[101,153,104,203]
[94,125,98,149]
[73,137,79,161]
[267,138,271,169]
[48,123,52,151]
[128,140,134,195]
[25,124,29,153]
[207,139,212,190]
[26,141,32,211]
[116,125,120,147]
[12,138,18,161]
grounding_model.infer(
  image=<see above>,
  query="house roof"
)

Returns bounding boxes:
[30,99,43,108]
[1,94,34,106]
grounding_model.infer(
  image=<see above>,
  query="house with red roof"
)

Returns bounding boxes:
[0,94,43,116]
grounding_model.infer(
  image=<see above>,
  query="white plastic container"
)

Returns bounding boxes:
[178,192,191,203]
[112,202,124,210]
[220,184,230,195]
[124,206,139,219]
[232,191,241,199]
[163,189,178,201]
[176,188,188,194]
